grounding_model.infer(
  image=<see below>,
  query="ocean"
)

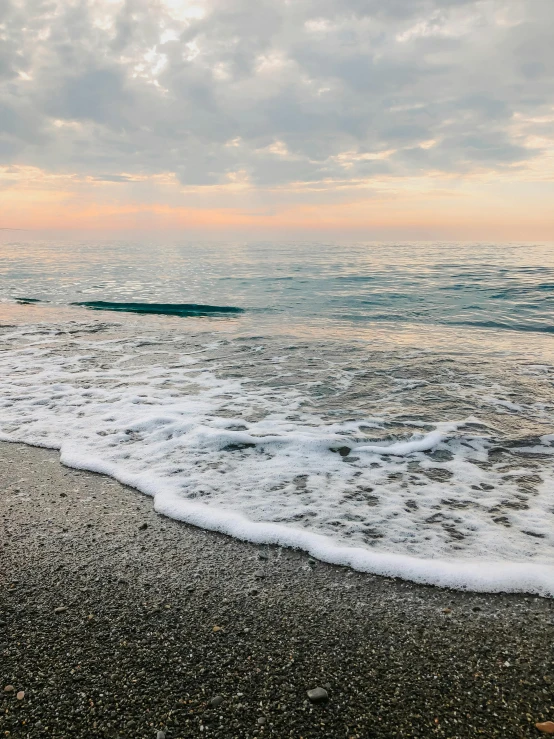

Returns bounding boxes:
[1,239,553,595]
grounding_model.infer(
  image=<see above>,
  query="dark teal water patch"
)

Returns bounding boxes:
[73,301,245,317]
[15,297,45,304]
[447,320,554,334]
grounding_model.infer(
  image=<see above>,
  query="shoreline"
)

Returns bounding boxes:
[8,437,554,598]
[2,441,554,738]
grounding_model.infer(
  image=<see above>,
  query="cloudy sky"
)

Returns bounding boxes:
[1,0,553,238]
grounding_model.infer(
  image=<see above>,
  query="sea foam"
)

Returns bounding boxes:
[1,322,554,596]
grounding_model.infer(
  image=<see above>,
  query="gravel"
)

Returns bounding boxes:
[2,442,554,738]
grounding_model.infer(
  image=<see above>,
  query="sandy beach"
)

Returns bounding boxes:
[1,441,554,738]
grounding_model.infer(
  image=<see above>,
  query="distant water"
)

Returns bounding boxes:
[1,240,554,595]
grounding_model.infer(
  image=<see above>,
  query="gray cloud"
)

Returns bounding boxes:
[0,0,552,186]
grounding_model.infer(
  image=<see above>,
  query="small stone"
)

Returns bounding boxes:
[186,585,195,593]
[213,625,223,632]
[307,687,328,703]
[323,683,331,691]
[16,691,25,700]
[138,522,148,530]
[254,570,266,579]
[257,717,266,725]
[4,685,14,693]
[258,552,269,560]
[249,588,259,596]
[209,695,224,708]
[308,558,316,566]
[442,608,452,614]
[536,721,554,734]
[156,732,166,739]
[54,606,67,614]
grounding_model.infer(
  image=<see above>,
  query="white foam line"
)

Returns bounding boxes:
[26,439,552,599]
[356,428,448,455]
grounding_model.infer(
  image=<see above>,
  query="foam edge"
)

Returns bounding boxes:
[53,441,554,598]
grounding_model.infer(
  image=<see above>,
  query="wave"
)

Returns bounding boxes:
[446,320,554,334]
[72,301,245,317]
[2,323,554,596]
[337,314,554,335]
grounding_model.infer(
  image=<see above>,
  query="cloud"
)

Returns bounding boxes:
[0,0,552,190]
[90,173,134,182]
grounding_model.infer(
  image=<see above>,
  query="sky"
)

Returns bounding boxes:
[1,0,553,239]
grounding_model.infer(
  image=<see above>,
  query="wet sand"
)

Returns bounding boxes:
[1,441,553,738]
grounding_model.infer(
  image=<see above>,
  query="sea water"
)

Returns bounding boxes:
[1,240,553,595]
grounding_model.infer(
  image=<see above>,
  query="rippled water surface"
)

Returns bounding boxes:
[1,240,553,594]
[2,240,554,333]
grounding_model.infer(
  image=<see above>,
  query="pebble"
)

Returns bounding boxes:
[16,691,25,700]
[254,570,266,578]
[156,732,166,739]
[209,695,224,708]
[249,588,259,596]
[257,717,266,725]
[257,552,269,560]
[138,522,148,530]
[54,606,67,614]
[4,685,14,693]
[307,687,328,703]
[536,721,554,734]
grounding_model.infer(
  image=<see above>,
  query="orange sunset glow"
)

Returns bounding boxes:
[3,164,554,240]
[1,0,553,239]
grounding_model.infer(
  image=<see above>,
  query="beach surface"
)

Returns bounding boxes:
[1,441,554,739]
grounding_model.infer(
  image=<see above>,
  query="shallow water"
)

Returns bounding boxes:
[1,240,553,594]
